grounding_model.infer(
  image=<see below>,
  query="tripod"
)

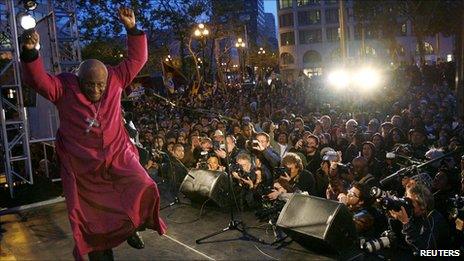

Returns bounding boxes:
[195,113,263,244]
[150,92,263,244]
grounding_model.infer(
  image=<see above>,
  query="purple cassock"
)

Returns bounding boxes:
[21,33,167,260]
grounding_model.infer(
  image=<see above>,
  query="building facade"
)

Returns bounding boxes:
[277,0,455,81]
[264,13,278,51]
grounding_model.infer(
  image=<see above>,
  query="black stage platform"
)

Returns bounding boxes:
[0,182,335,260]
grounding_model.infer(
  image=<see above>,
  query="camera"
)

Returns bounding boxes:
[255,199,286,223]
[274,167,290,177]
[361,230,396,253]
[230,163,247,178]
[246,139,260,151]
[377,195,414,217]
[370,187,395,199]
[213,141,222,151]
[336,162,352,175]
[197,151,209,170]
[448,195,464,219]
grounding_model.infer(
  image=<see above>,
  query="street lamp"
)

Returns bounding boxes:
[193,23,209,82]
[257,47,266,79]
[235,37,246,80]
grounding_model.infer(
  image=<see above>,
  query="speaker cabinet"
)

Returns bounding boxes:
[180,169,229,208]
[277,194,359,258]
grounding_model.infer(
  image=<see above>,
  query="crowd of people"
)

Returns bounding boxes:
[125,62,464,258]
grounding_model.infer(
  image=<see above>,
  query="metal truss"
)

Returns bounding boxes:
[0,0,33,198]
[0,0,80,198]
[48,0,81,73]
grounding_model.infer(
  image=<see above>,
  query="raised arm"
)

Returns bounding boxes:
[20,30,63,103]
[113,7,148,89]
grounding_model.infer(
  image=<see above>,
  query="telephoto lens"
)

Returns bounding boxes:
[361,230,395,253]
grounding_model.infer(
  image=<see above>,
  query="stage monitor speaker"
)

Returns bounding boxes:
[180,169,229,208]
[277,194,360,259]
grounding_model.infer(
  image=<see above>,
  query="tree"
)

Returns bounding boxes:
[353,0,463,64]
[153,0,209,78]
[81,39,124,65]
[77,0,168,74]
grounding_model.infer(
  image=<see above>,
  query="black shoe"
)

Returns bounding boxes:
[127,231,145,249]
[88,249,114,261]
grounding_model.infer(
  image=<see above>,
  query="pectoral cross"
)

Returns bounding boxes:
[85,117,100,133]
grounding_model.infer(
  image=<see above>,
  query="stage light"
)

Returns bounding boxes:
[328,69,349,89]
[354,67,381,91]
[18,13,36,30]
[194,29,201,37]
[23,1,38,11]
[198,23,205,29]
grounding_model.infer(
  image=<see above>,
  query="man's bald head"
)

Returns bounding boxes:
[77,59,108,103]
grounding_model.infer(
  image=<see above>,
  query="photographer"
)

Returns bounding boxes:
[194,137,215,169]
[162,143,188,186]
[296,134,322,174]
[231,153,264,209]
[215,135,241,167]
[339,182,386,239]
[389,184,449,252]
[250,132,281,172]
[289,117,306,145]
[275,153,316,196]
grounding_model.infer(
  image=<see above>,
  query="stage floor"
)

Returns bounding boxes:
[1,182,335,260]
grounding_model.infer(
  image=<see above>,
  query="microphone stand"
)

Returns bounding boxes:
[380,147,463,186]
[151,93,264,244]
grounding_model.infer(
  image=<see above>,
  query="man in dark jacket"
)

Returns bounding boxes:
[389,184,449,253]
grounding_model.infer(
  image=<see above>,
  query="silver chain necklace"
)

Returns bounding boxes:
[85,101,102,133]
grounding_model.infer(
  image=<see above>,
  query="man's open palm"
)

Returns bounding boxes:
[118,7,135,29]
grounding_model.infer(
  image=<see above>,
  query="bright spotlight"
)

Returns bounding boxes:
[194,29,201,37]
[18,13,36,30]
[328,70,349,89]
[354,68,381,91]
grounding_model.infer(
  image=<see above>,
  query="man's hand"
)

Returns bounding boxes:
[294,139,303,150]
[241,177,254,189]
[281,172,291,181]
[267,189,281,200]
[21,29,39,50]
[118,7,136,30]
[389,206,410,224]
[215,149,226,159]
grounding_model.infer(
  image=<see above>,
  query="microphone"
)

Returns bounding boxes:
[380,165,415,186]
[151,92,176,107]
[386,152,422,164]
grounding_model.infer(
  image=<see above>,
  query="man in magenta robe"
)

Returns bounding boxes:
[20,7,167,260]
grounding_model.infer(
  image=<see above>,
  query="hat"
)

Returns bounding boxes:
[214,130,224,137]
[242,116,251,122]
[321,147,337,161]
[411,173,433,189]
